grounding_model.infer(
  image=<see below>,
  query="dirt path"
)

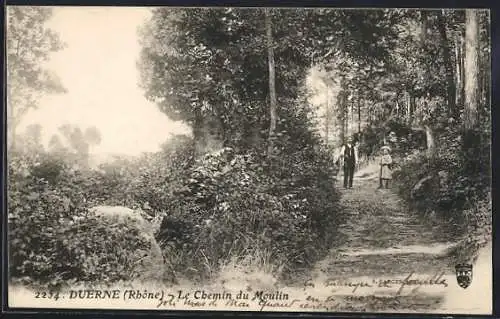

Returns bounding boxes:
[287,164,490,313]
[327,170,462,278]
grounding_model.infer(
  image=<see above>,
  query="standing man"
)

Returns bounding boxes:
[339,136,358,189]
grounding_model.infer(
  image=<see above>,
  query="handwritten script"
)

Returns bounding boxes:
[324,271,448,294]
[27,271,450,311]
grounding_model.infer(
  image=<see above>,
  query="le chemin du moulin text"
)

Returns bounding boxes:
[66,289,289,302]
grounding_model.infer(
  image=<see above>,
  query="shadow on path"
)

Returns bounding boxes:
[296,164,486,313]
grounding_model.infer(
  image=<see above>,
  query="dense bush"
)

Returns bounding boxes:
[123,135,195,215]
[358,120,427,159]
[393,123,490,224]
[8,150,165,289]
[9,204,162,289]
[9,127,343,287]
[157,142,343,282]
[390,117,491,264]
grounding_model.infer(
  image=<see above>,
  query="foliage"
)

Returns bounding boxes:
[121,135,195,214]
[392,121,490,221]
[8,7,491,290]
[138,8,399,150]
[9,124,343,286]
[446,194,491,264]
[7,7,66,147]
[46,124,103,166]
[137,8,363,281]
[8,146,166,289]
[357,119,427,159]
[157,143,342,282]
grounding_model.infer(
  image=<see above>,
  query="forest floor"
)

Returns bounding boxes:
[275,162,492,313]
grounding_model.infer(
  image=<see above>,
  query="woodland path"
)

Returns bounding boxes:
[284,162,491,313]
[329,163,461,277]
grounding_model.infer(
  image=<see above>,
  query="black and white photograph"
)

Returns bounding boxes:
[6,6,492,314]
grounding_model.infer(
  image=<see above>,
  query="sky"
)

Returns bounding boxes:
[18,7,190,156]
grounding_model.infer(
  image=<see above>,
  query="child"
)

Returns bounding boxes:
[379,145,393,189]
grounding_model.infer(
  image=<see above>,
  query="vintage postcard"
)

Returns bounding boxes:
[6,6,492,314]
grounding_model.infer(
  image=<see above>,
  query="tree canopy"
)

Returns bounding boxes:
[7,6,67,148]
[137,8,402,153]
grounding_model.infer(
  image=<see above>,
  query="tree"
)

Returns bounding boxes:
[419,11,436,157]
[265,8,277,156]
[336,87,348,143]
[455,31,465,108]
[84,126,102,152]
[69,127,88,157]
[55,124,97,167]
[436,10,457,118]
[6,7,67,150]
[463,9,480,132]
[24,123,44,152]
[58,124,73,140]
[48,134,66,154]
[138,8,400,156]
[460,8,484,174]
[477,10,490,117]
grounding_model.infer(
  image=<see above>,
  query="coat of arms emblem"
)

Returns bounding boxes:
[455,263,473,289]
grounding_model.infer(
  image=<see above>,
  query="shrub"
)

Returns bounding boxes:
[358,121,427,160]
[447,195,491,264]
[393,124,490,224]
[8,151,164,289]
[157,143,343,282]
[9,132,343,287]
[124,140,194,215]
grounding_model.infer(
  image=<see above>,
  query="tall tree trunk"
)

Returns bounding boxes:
[350,96,354,126]
[358,97,361,134]
[459,34,466,107]
[437,9,457,118]
[464,9,480,131]
[325,85,329,144]
[480,52,488,108]
[482,54,489,108]
[368,103,372,126]
[7,119,17,152]
[420,11,436,157]
[193,106,205,157]
[455,33,463,107]
[406,91,412,124]
[420,11,428,52]
[7,86,19,152]
[345,98,349,139]
[424,124,436,157]
[265,8,277,156]
[478,54,483,111]
[338,91,346,143]
[479,14,490,110]
[410,95,416,120]
[461,9,482,173]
